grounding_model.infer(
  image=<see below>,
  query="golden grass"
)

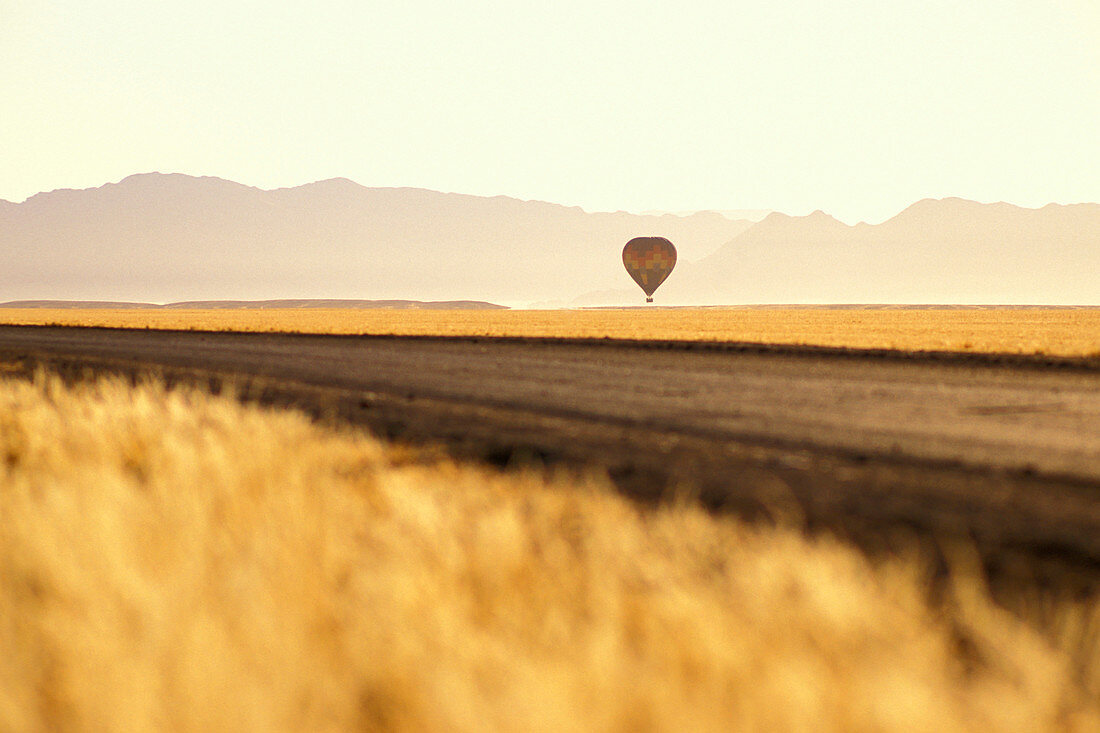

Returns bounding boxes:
[2,375,1099,731]
[4,307,1100,357]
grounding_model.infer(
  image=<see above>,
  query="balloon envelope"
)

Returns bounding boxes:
[622,237,677,302]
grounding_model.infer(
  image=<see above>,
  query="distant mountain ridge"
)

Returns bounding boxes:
[2,174,1098,305]
[0,173,754,305]
[654,197,1100,305]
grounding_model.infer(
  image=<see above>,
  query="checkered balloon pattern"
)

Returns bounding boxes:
[622,237,677,300]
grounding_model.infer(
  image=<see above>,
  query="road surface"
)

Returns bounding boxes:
[3,325,1100,591]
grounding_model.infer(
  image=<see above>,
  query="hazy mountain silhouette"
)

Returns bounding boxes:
[3,176,1097,305]
[641,198,1100,305]
[0,173,753,305]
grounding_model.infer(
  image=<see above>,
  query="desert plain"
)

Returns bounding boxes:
[2,306,1100,356]
[3,307,1100,731]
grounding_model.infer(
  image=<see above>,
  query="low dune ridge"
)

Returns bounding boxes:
[0,299,507,310]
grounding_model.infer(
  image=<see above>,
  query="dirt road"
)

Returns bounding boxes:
[3,325,1099,591]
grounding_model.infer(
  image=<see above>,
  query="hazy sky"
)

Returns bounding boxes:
[3,0,1097,223]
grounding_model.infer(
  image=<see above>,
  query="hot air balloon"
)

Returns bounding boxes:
[622,236,677,303]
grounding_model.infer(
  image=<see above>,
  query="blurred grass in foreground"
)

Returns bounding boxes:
[3,307,1100,357]
[2,376,1099,731]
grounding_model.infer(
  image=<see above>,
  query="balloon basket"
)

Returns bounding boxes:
[646,297,653,303]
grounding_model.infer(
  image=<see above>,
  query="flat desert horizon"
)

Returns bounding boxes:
[3,305,1100,357]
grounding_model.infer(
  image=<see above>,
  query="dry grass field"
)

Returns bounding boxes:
[3,307,1100,357]
[2,374,1100,731]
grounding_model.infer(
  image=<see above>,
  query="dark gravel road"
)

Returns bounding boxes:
[3,325,1100,592]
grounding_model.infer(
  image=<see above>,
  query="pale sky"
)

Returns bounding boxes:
[3,0,1098,224]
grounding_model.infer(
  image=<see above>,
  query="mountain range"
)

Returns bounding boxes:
[672,199,1100,305]
[0,174,751,306]
[2,173,1098,305]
